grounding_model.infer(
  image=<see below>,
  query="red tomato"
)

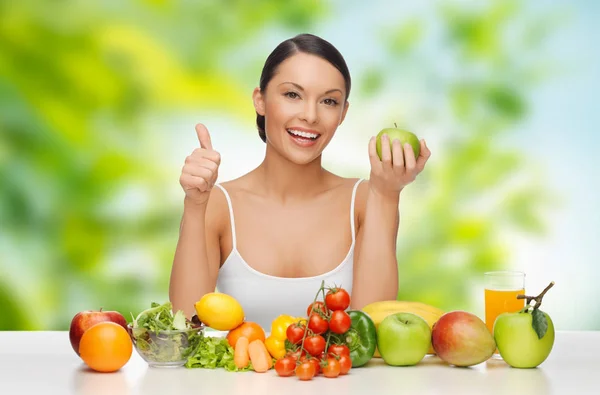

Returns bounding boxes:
[303,334,326,356]
[275,357,296,377]
[308,313,329,335]
[287,349,305,362]
[328,344,350,357]
[301,355,321,375]
[325,288,350,311]
[306,301,329,316]
[322,357,341,378]
[295,361,316,381]
[286,323,305,345]
[329,310,352,334]
[338,354,352,375]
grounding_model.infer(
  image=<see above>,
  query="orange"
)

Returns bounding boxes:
[79,321,132,372]
[226,321,265,349]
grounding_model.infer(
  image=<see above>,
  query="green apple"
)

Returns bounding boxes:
[494,309,555,368]
[376,127,420,160]
[377,312,431,366]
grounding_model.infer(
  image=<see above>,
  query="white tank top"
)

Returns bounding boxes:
[214,179,363,330]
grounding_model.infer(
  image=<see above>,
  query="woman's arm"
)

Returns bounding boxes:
[351,183,400,309]
[169,123,223,318]
[351,135,431,309]
[169,194,223,318]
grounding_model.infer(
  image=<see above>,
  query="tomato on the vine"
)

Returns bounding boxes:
[286,323,305,345]
[295,361,316,381]
[322,357,341,378]
[274,357,296,377]
[308,313,329,335]
[303,334,326,356]
[287,349,305,362]
[328,344,350,357]
[306,301,329,316]
[338,354,352,375]
[301,355,321,375]
[329,310,352,334]
[325,288,350,311]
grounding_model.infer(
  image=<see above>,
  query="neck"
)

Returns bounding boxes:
[255,144,328,203]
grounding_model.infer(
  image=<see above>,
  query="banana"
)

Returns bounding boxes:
[361,300,445,356]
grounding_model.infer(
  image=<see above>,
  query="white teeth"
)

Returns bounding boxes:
[287,129,318,139]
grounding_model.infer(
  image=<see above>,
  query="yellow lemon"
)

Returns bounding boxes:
[194,293,244,331]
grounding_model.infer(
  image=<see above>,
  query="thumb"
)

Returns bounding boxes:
[195,123,213,150]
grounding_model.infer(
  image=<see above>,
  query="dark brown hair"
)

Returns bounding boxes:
[256,33,351,143]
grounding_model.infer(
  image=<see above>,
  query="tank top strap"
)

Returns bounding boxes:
[350,178,364,243]
[214,184,237,248]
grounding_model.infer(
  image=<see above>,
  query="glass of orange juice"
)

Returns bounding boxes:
[484,271,526,336]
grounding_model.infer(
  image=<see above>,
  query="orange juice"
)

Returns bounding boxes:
[484,288,525,334]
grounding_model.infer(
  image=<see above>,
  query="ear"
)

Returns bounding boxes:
[338,101,350,125]
[253,87,266,116]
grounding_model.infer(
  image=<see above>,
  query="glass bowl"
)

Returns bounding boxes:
[127,324,204,367]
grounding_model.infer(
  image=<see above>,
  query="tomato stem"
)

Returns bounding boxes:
[298,280,325,363]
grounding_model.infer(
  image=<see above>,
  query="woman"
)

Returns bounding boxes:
[169,33,430,329]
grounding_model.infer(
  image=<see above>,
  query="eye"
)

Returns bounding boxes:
[323,98,339,106]
[284,91,300,99]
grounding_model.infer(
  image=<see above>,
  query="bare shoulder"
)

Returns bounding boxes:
[217,174,253,197]
[203,183,231,234]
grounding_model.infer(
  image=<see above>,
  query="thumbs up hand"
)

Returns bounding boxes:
[179,124,221,206]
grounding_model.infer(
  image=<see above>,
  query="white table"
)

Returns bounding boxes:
[1,331,596,395]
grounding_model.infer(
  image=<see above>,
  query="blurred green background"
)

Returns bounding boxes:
[1,0,598,331]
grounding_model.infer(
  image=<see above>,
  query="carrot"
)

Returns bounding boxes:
[248,339,272,373]
[234,337,250,369]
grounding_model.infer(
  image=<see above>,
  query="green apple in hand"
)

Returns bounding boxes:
[376,125,421,160]
[377,312,431,366]
[494,282,556,368]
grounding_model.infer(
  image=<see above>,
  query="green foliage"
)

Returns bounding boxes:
[0,0,566,329]
[0,0,324,330]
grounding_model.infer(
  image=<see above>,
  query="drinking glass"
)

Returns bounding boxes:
[484,271,526,335]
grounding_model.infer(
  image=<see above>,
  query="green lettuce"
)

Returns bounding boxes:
[185,335,254,372]
[130,302,201,363]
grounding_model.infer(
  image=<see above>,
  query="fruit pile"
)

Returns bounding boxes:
[69,309,132,372]
[68,280,556,373]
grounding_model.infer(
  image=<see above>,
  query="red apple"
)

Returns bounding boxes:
[431,310,496,367]
[69,309,128,355]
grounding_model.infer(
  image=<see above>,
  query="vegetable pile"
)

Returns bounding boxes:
[274,281,377,380]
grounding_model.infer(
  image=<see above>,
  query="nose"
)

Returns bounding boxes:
[299,101,319,125]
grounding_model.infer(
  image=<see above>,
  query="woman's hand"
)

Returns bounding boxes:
[367,134,431,199]
[179,124,221,206]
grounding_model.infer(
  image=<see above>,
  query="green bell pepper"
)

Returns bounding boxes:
[345,310,377,367]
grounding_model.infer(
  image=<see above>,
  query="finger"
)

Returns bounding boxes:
[380,134,392,169]
[404,143,417,172]
[188,151,221,168]
[195,123,213,150]
[391,139,405,170]
[183,164,213,180]
[196,158,219,173]
[416,139,431,171]
[190,147,221,165]
[204,150,221,165]
[368,136,381,169]
[179,174,209,191]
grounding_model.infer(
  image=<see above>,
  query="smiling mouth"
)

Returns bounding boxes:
[286,129,321,140]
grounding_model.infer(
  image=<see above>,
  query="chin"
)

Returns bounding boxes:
[286,151,322,166]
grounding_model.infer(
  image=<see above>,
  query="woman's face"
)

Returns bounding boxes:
[254,52,349,165]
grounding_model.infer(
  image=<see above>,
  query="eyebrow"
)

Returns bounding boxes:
[278,82,343,95]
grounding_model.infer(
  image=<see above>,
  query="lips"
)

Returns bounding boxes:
[286,128,320,147]
[286,128,320,140]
